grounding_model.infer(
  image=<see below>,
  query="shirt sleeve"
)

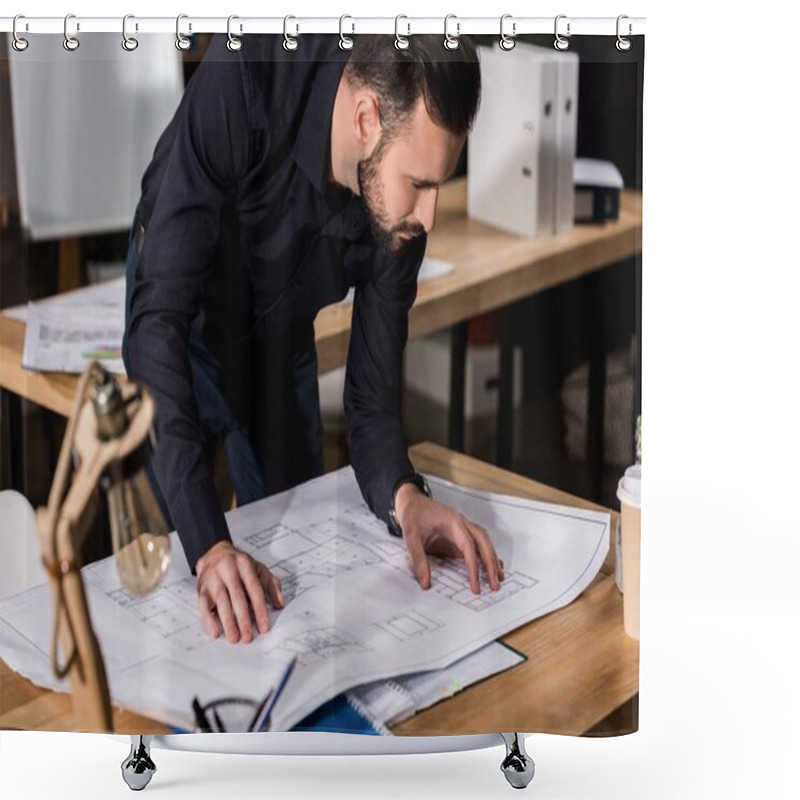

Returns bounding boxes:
[344,234,426,526]
[124,41,252,573]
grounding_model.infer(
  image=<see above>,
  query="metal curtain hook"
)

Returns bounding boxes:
[283,15,299,51]
[63,13,80,51]
[227,15,242,51]
[339,14,354,50]
[122,14,139,51]
[554,14,570,51]
[444,14,460,50]
[176,14,191,51]
[12,15,29,52]
[499,14,515,51]
[616,15,632,51]
[395,15,410,50]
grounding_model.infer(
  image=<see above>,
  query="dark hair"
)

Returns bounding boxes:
[344,34,481,141]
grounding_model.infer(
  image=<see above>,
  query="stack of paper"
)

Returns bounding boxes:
[7,277,127,375]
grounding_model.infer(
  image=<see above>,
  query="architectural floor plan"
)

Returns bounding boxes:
[0,467,609,732]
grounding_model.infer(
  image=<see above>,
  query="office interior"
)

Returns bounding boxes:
[0,33,642,570]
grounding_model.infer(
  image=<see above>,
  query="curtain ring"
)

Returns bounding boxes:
[616,15,632,52]
[394,15,410,50]
[283,15,299,51]
[122,14,139,51]
[63,13,80,51]
[227,15,242,51]
[176,14,191,51]
[12,15,29,52]
[339,14,354,50]
[554,14,570,51]
[444,14,460,50]
[499,14,515,51]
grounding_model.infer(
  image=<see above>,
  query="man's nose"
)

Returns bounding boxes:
[414,190,438,234]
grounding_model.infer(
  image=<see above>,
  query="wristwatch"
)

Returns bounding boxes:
[387,473,432,537]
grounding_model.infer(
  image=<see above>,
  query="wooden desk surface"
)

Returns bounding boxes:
[0,178,642,417]
[0,442,637,736]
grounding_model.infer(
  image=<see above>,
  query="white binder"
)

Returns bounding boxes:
[553,51,580,233]
[468,42,579,239]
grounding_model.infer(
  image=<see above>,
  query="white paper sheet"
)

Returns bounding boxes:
[5,276,126,323]
[15,278,127,375]
[338,256,454,305]
[0,467,608,732]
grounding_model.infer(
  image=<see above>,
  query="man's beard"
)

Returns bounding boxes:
[357,140,424,255]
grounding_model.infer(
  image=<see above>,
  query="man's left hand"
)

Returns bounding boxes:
[394,483,505,594]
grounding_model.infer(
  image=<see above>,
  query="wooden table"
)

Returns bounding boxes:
[317,178,641,374]
[0,442,638,736]
[0,177,642,418]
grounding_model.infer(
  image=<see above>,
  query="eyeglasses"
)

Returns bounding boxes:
[191,656,297,733]
[191,694,269,733]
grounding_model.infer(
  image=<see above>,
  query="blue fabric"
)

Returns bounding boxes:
[291,693,382,736]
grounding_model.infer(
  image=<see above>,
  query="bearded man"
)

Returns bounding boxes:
[123,33,504,645]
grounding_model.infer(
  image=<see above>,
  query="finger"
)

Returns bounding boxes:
[213,588,239,644]
[225,576,254,643]
[404,532,431,590]
[499,558,505,578]
[263,569,285,610]
[255,562,284,613]
[239,559,272,635]
[468,523,501,591]
[255,562,284,608]
[451,520,480,594]
[198,591,220,639]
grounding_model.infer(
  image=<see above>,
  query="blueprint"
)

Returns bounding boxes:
[0,467,609,732]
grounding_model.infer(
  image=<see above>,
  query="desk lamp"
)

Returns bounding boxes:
[36,362,171,731]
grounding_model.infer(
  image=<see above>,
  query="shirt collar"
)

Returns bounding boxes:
[292,53,350,199]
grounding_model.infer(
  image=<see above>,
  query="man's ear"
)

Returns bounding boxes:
[353,92,382,158]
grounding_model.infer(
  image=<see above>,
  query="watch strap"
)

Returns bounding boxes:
[387,473,432,537]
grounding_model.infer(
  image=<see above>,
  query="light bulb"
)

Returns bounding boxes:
[90,366,171,596]
[106,462,171,596]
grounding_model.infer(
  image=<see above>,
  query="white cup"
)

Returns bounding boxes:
[616,464,641,640]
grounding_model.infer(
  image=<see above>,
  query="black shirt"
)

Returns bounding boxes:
[126,34,423,571]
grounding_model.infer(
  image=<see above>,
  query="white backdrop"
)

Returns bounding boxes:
[2,1,799,799]
[7,32,182,240]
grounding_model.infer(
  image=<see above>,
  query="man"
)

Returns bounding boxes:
[124,33,504,646]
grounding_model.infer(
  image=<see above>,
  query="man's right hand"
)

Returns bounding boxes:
[195,541,285,643]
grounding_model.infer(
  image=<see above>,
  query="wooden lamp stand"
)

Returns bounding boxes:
[35,362,156,732]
